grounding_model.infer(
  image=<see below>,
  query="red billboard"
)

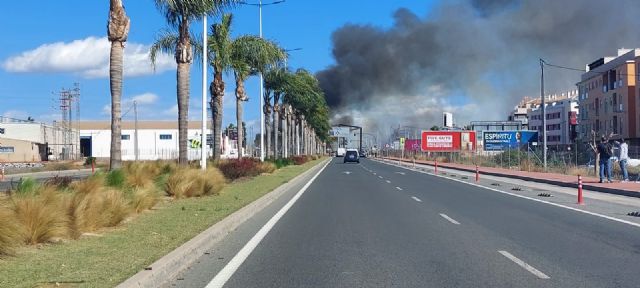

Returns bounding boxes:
[421,131,476,152]
[404,139,421,151]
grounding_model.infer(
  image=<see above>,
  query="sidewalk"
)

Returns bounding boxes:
[384,157,640,198]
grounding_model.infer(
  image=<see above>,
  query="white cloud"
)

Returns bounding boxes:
[2,36,175,78]
[162,104,179,116]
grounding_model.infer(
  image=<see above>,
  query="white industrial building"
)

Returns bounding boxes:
[79,121,242,161]
[0,117,79,161]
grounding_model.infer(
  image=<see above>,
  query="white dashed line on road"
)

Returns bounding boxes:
[386,180,391,184]
[395,187,403,191]
[411,196,422,202]
[439,213,460,225]
[498,250,550,279]
[378,176,383,179]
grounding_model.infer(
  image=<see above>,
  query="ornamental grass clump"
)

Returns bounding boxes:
[165,167,226,199]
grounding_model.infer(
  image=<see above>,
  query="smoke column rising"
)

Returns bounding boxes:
[318,0,640,139]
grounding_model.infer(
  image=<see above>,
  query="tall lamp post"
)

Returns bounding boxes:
[241,0,285,162]
[284,47,302,69]
[201,14,208,170]
[540,58,547,170]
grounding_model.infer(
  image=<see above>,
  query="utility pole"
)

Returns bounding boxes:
[134,100,139,161]
[540,59,547,170]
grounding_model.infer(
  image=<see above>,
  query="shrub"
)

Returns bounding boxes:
[0,207,21,256]
[14,177,39,196]
[269,157,294,169]
[217,158,267,180]
[123,163,155,189]
[12,186,69,244]
[106,169,126,188]
[259,162,277,174]
[129,186,160,213]
[68,176,131,236]
[291,156,309,165]
[165,167,226,198]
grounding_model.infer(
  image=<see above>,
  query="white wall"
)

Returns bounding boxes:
[81,128,225,161]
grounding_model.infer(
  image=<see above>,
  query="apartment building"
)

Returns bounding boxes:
[577,48,639,145]
[527,95,579,148]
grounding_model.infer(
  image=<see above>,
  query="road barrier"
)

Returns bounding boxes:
[578,175,584,205]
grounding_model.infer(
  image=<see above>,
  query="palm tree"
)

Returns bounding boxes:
[151,0,237,165]
[264,67,288,158]
[230,35,286,159]
[107,0,130,170]
[207,13,233,160]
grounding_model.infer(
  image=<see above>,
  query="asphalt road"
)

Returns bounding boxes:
[172,158,640,288]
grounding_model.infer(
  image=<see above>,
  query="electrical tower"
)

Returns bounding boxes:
[58,83,80,160]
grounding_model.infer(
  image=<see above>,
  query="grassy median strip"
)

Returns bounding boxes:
[0,158,324,288]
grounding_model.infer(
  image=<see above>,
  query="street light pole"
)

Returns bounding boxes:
[201,14,208,170]
[540,59,547,170]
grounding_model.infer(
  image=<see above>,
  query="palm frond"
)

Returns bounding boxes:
[150,29,179,70]
[155,0,240,28]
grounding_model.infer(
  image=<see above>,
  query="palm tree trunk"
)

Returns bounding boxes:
[273,105,280,158]
[109,40,123,170]
[265,109,271,159]
[177,62,190,165]
[210,71,224,160]
[235,75,246,159]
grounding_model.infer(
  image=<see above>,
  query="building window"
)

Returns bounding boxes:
[121,134,130,140]
[159,134,173,140]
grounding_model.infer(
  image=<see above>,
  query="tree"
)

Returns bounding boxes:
[264,67,289,158]
[108,0,130,170]
[151,0,237,165]
[230,35,286,159]
[207,13,234,160]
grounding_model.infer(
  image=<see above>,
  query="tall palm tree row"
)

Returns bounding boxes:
[108,0,130,171]
[151,0,238,166]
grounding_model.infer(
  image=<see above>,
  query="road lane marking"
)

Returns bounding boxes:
[205,160,332,288]
[395,187,403,191]
[439,213,460,225]
[395,172,406,175]
[378,176,383,179]
[498,250,550,279]
[386,180,391,183]
[411,196,422,202]
[378,159,640,229]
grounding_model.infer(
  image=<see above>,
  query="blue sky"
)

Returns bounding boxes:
[0,0,437,134]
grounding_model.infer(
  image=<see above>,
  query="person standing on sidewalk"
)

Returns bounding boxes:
[618,138,630,182]
[597,137,613,183]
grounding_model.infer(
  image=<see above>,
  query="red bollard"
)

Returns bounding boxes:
[91,160,95,174]
[1,167,4,181]
[577,175,583,205]
[435,159,438,174]
[476,165,480,182]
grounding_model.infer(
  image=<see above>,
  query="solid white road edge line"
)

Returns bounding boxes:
[439,213,461,225]
[411,196,422,202]
[395,187,403,191]
[498,250,550,279]
[379,160,640,229]
[205,159,331,288]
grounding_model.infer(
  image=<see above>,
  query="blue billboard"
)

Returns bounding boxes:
[482,131,538,151]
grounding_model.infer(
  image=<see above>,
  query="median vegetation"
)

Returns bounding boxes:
[0,157,324,287]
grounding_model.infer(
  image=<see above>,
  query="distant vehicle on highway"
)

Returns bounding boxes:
[359,150,367,158]
[344,149,360,163]
[335,147,346,157]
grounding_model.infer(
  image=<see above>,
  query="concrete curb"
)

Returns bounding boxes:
[381,158,640,198]
[117,159,330,288]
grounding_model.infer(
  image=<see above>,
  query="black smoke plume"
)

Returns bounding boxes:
[318,0,640,137]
